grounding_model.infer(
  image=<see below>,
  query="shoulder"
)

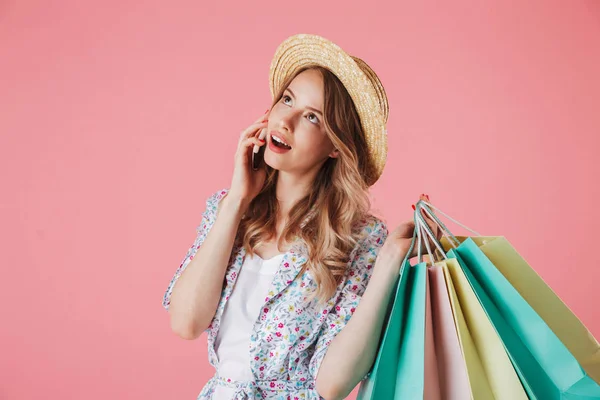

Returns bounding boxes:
[207,187,230,206]
[333,215,388,296]
[353,214,389,249]
[204,188,230,215]
[342,214,388,270]
[196,188,230,234]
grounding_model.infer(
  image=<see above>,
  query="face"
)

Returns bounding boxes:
[264,69,338,176]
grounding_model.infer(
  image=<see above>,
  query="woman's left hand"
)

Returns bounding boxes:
[379,194,443,270]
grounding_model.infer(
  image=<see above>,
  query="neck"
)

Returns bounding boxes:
[275,170,314,220]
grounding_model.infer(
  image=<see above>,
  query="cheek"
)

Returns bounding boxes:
[313,136,335,157]
[296,130,331,152]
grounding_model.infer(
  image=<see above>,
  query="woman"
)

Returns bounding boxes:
[162,34,440,400]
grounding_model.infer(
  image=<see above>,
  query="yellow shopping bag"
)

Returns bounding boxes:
[440,258,528,399]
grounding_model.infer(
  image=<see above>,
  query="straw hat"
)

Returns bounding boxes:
[269,33,389,186]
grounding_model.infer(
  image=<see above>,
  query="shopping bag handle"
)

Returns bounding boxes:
[417,214,445,264]
[416,200,481,247]
[401,204,446,270]
[401,200,482,272]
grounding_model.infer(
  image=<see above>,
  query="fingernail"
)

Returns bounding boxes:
[412,204,416,210]
[425,194,429,200]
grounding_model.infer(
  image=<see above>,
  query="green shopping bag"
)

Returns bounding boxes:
[395,262,429,398]
[355,257,404,400]
[356,259,429,399]
[415,200,600,399]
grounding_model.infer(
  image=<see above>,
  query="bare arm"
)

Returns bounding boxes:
[165,111,270,340]
[316,194,440,399]
[315,249,403,399]
[167,194,248,340]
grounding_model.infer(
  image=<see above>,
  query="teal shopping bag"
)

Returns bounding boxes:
[356,258,405,400]
[395,262,429,398]
[357,260,429,399]
[448,239,600,399]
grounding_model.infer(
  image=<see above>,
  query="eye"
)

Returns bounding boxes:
[307,113,319,124]
[281,94,320,125]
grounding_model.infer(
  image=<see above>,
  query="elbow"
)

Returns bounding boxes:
[314,359,343,400]
[168,309,206,340]
[171,324,202,340]
[315,387,344,400]
[315,365,363,400]
[315,377,346,400]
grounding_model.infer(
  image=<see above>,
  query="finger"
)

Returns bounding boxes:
[417,196,442,239]
[423,216,440,244]
[395,220,415,238]
[415,220,436,262]
[415,211,439,249]
[423,210,443,241]
[238,133,265,152]
[423,207,442,241]
[257,126,268,140]
[244,120,268,137]
[239,139,265,156]
[237,137,266,162]
[252,129,267,153]
[239,121,268,145]
[252,128,268,153]
[243,136,266,149]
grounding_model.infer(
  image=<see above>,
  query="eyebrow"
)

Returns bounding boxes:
[285,88,323,116]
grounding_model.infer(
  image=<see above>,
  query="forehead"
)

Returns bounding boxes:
[287,69,324,107]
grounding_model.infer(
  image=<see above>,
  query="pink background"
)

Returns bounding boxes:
[2,1,599,399]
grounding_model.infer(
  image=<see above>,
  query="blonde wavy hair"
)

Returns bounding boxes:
[237,65,376,306]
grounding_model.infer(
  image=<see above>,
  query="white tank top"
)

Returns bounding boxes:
[212,252,285,399]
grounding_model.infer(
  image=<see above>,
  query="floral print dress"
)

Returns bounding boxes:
[162,188,388,399]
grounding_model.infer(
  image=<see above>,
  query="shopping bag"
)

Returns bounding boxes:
[424,269,442,399]
[441,258,528,399]
[446,240,600,399]
[357,260,436,399]
[428,264,471,399]
[356,258,413,400]
[393,261,429,398]
[415,200,600,399]
[441,235,600,385]
[358,207,466,399]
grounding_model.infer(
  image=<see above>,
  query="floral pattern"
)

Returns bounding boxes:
[163,188,388,399]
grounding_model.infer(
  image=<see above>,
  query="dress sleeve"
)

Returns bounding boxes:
[308,217,389,382]
[161,188,230,311]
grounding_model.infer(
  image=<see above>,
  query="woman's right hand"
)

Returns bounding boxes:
[227,111,269,211]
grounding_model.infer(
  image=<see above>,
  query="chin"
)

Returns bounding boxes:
[264,153,284,170]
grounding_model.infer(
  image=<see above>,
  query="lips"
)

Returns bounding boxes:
[269,131,292,148]
[268,134,292,154]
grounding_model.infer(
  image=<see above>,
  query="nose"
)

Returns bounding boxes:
[277,109,301,133]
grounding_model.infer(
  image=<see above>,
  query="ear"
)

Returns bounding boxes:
[329,148,340,158]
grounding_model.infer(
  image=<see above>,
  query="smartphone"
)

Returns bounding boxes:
[252,142,266,170]
[252,128,267,170]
